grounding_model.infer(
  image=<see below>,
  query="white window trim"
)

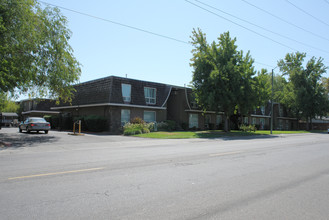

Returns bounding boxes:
[144,87,156,105]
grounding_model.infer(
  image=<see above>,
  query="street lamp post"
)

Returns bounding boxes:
[270,62,292,135]
[270,67,277,135]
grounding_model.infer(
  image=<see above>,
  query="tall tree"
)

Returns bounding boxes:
[190,29,256,131]
[0,0,81,102]
[278,52,328,129]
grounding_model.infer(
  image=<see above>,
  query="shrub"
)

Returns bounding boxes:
[146,122,155,132]
[131,117,144,124]
[84,115,107,132]
[123,122,151,135]
[44,115,60,129]
[181,122,188,130]
[239,124,257,132]
[157,120,176,131]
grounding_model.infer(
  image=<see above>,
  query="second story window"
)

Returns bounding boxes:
[144,87,156,104]
[122,84,131,102]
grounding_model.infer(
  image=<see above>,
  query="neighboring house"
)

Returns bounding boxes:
[51,76,172,133]
[0,112,19,127]
[19,98,59,119]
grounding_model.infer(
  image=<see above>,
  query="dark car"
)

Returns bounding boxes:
[19,117,51,134]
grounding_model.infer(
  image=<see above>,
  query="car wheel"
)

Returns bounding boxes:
[27,127,30,133]
[45,130,48,134]
[19,127,22,133]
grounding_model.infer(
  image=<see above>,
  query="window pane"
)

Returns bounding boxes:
[144,111,155,122]
[121,109,130,125]
[216,115,222,125]
[144,87,156,104]
[122,84,131,102]
[189,114,198,128]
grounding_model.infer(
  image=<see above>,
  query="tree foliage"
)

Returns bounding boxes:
[0,0,81,102]
[190,29,256,131]
[0,93,19,112]
[278,52,328,128]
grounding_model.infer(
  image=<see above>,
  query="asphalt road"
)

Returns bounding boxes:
[0,127,329,220]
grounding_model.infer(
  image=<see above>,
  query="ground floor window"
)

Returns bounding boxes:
[252,117,256,125]
[243,117,248,125]
[278,119,283,130]
[144,111,156,123]
[216,115,222,125]
[260,118,265,130]
[121,109,130,126]
[189,113,198,128]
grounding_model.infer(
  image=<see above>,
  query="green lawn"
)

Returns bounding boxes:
[133,130,324,139]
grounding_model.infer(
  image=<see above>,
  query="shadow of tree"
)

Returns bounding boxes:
[194,131,280,140]
[0,132,58,149]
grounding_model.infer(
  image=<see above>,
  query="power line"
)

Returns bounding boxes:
[240,0,329,42]
[185,0,298,52]
[286,0,329,28]
[38,0,190,45]
[194,0,329,55]
[38,0,275,68]
[186,0,329,66]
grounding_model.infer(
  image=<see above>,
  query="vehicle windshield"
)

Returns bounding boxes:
[30,118,47,123]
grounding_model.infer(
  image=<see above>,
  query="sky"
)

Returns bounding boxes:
[38,0,329,88]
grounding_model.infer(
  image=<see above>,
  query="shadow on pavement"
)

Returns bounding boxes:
[0,132,58,149]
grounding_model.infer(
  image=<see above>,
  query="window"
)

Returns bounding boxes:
[121,109,130,125]
[144,87,156,104]
[252,117,256,125]
[122,84,131,102]
[278,119,283,130]
[144,111,156,122]
[243,117,249,125]
[216,115,222,125]
[189,114,198,128]
[260,118,265,130]
[205,115,211,124]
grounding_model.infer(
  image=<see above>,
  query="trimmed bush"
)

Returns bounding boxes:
[84,115,107,132]
[157,120,176,131]
[123,122,153,136]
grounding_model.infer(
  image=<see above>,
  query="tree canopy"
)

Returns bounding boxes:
[190,29,256,131]
[0,0,81,102]
[278,52,329,128]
